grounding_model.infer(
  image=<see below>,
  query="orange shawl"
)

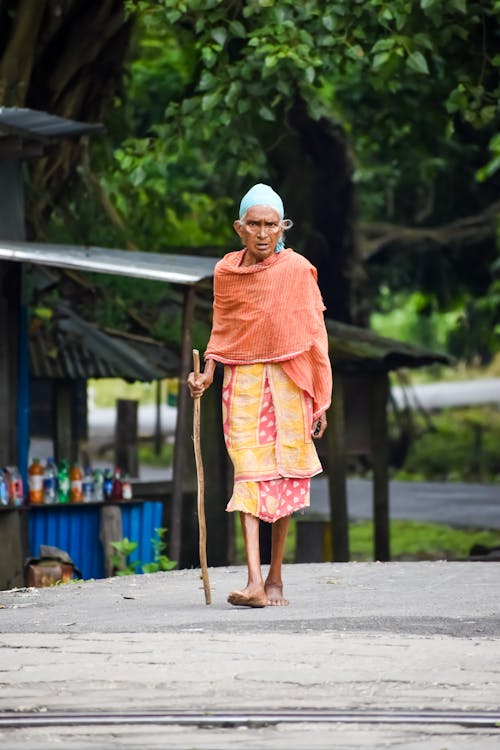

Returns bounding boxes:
[205,248,332,418]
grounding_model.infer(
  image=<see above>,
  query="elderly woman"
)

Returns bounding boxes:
[188,183,332,607]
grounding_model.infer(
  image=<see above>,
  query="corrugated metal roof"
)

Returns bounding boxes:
[0,107,104,140]
[31,304,179,381]
[0,240,218,285]
[328,319,451,371]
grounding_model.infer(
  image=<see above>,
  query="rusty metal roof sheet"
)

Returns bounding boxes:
[0,240,218,285]
[328,319,451,372]
[31,304,179,381]
[0,107,104,141]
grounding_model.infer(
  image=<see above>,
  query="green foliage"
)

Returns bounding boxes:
[42,0,500,359]
[371,289,458,351]
[394,406,500,483]
[120,0,500,224]
[110,537,140,575]
[141,527,177,572]
[109,528,177,575]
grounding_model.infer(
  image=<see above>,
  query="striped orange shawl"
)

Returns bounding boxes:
[205,248,332,418]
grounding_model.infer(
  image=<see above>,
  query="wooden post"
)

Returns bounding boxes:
[115,398,139,477]
[99,505,123,577]
[154,379,162,456]
[327,373,349,561]
[170,286,196,563]
[371,372,390,561]
[54,379,76,464]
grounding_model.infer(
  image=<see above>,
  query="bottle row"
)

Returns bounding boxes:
[0,459,134,507]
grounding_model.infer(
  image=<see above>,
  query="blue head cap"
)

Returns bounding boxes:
[239,183,285,252]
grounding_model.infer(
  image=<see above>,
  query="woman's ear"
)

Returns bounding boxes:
[233,219,243,238]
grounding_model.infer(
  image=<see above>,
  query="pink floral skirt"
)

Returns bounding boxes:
[222,363,322,523]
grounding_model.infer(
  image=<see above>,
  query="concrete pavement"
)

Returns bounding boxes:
[0,562,499,748]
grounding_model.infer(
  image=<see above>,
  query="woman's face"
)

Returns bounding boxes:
[234,205,282,265]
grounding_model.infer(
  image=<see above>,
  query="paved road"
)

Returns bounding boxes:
[310,478,500,529]
[391,377,500,410]
[0,562,499,749]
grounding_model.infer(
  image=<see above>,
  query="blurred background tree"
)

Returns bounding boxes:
[1,0,499,358]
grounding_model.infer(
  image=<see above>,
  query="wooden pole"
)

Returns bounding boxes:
[326,373,349,561]
[192,349,211,605]
[371,372,390,561]
[170,286,196,563]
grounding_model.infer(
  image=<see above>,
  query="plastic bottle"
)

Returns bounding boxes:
[57,460,70,504]
[0,470,8,506]
[28,458,44,504]
[122,474,133,501]
[43,458,57,504]
[111,467,123,501]
[6,467,24,506]
[82,467,94,503]
[103,468,113,502]
[93,469,104,503]
[69,463,83,503]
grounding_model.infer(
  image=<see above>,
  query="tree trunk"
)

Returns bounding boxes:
[0,0,134,239]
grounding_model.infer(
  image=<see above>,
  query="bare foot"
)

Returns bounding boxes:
[265,580,289,606]
[227,585,268,608]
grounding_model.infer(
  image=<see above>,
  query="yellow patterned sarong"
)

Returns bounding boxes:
[223,363,322,522]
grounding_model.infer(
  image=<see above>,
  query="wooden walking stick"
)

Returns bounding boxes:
[192,349,211,604]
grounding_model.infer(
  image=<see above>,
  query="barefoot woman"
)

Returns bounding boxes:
[187,184,332,607]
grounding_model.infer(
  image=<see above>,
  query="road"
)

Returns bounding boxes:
[310,477,500,529]
[0,562,499,749]
[391,377,500,410]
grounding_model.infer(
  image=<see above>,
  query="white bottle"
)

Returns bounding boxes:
[43,458,57,504]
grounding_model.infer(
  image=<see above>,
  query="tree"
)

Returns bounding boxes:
[0,0,134,237]
[103,0,500,328]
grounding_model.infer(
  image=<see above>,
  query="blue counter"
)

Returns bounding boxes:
[28,501,164,580]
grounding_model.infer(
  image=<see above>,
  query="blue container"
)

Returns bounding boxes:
[28,501,164,580]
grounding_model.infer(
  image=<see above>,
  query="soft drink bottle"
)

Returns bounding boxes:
[57,461,70,504]
[6,466,24,506]
[103,468,113,501]
[93,469,104,502]
[28,458,44,504]
[43,458,57,504]
[111,467,123,501]
[0,470,8,506]
[82,467,94,503]
[70,463,83,503]
[122,474,133,501]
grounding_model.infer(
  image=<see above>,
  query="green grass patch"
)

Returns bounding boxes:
[232,518,500,564]
[350,520,500,561]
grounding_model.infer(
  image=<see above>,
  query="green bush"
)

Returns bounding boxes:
[395,406,500,483]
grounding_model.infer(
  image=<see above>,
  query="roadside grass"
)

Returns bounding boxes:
[233,519,500,564]
[348,520,500,561]
[392,405,500,484]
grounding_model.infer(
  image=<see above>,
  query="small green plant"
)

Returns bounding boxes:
[110,537,140,576]
[141,527,177,573]
[109,528,177,576]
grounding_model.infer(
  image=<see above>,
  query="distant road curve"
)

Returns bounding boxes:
[391,378,500,410]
